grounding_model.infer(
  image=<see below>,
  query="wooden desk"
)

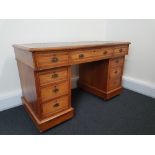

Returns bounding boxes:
[13,41,131,132]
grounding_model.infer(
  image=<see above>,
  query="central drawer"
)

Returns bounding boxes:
[42,95,69,117]
[40,81,69,102]
[71,48,113,64]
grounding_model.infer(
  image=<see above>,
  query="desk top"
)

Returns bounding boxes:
[13,41,131,52]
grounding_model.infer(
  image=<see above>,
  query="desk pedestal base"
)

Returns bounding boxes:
[78,82,123,100]
[22,97,74,132]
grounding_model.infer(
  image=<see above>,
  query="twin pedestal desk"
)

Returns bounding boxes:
[13,41,131,132]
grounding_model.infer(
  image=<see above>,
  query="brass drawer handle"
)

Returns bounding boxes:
[51,73,58,78]
[79,54,84,59]
[115,70,118,74]
[103,51,108,55]
[119,49,123,52]
[53,86,59,93]
[53,103,60,108]
[51,57,58,63]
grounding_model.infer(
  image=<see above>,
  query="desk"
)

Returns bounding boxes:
[13,41,131,132]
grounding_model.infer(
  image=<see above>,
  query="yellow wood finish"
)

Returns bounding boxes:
[35,52,69,70]
[70,48,113,64]
[42,95,69,117]
[109,67,122,79]
[110,57,124,67]
[114,46,128,56]
[108,77,122,91]
[13,41,131,132]
[40,81,69,102]
[38,67,68,86]
[93,48,113,57]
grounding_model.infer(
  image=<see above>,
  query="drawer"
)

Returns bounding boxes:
[38,67,68,86]
[114,47,128,56]
[40,81,69,102]
[71,48,113,63]
[93,48,113,57]
[71,50,93,63]
[110,57,124,67]
[109,67,122,79]
[108,78,121,90]
[35,52,69,69]
[42,95,69,116]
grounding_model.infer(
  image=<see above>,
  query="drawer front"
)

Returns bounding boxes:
[93,48,113,57]
[71,48,113,63]
[114,47,128,56]
[110,57,124,67]
[35,52,69,69]
[38,67,68,86]
[41,81,69,102]
[109,67,122,79]
[42,95,69,116]
[71,50,93,63]
[108,78,122,90]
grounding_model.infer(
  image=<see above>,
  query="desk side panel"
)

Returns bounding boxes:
[14,48,39,116]
[16,61,39,114]
[14,48,35,69]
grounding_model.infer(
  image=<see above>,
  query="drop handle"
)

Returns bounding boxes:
[53,103,60,108]
[79,54,84,58]
[51,57,58,63]
[53,86,59,93]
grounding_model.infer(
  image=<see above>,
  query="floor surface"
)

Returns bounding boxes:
[0,88,155,135]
